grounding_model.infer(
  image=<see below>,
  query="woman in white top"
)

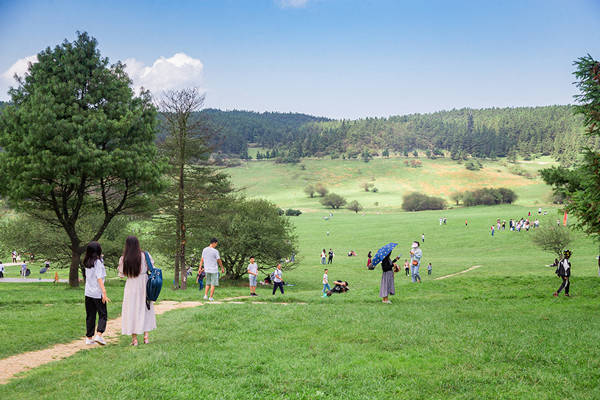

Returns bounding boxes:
[83,241,109,345]
[118,236,156,346]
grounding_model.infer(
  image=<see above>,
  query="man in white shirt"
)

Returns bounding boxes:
[247,257,259,296]
[199,238,225,301]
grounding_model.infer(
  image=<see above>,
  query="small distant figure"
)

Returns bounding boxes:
[491,225,495,236]
[465,219,468,227]
[410,242,422,283]
[404,259,409,276]
[439,218,442,225]
[427,262,432,276]
[21,262,27,278]
[528,211,531,217]
[40,260,50,274]
[54,271,59,284]
[367,251,372,269]
[502,220,506,230]
[12,251,17,263]
[247,257,258,296]
[538,207,542,214]
[196,265,205,291]
[443,217,447,225]
[553,250,572,297]
[322,268,330,297]
[328,249,334,264]
[321,249,327,265]
[421,233,425,243]
[272,264,284,295]
[0,261,4,278]
[347,250,356,257]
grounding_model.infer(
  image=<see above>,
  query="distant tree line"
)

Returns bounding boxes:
[191,106,599,165]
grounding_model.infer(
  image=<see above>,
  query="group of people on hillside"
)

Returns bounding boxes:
[490,216,541,236]
[378,241,424,304]
[320,249,335,264]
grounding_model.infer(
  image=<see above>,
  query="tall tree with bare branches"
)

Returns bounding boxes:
[158,88,213,289]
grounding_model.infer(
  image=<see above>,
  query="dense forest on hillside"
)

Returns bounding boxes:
[2,99,594,164]
[197,105,597,165]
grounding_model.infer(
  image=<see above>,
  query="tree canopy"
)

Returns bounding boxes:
[0,32,166,286]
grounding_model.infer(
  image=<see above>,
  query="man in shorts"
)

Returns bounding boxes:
[199,238,225,301]
[247,256,258,296]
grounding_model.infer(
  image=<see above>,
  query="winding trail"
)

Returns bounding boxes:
[0,296,303,385]
[434,265,481,280]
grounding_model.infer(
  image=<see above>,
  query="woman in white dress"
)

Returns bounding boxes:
[118,236,156,346]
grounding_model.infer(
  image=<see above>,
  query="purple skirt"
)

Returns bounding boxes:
[379,270,395,297]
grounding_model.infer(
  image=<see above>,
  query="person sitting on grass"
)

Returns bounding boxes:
[326,280,349,296]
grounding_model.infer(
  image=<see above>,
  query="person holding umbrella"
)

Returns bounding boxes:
[371,243,400,304]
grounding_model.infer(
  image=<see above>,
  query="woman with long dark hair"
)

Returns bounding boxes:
[118,236,156,346]
[380,253,399,304]
[83,241,109,345]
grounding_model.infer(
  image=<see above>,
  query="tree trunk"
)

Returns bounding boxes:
[69,245,81,287]
[177,157,187,289]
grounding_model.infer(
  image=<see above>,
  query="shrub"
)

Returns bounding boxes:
[465,161,480,171]
[285,208,302,216]
[315,183,329,197]
[402,192,446,211]
[462,188,518,206]
[347,200,363,213]
[304,185,315,198]
[361,182,374,192]
[531,221,572,258]
[320,193,347,209]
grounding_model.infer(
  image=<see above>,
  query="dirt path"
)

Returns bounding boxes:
[435,265,481,280]
[0,296,305,385]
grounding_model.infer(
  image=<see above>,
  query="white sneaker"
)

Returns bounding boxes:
[93,335,106,345]
[209,297,214,301]
[203,295,208,300]
[85,338,95,345]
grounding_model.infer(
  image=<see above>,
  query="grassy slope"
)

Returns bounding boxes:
[227,157,554,211]
[2,156,600,399]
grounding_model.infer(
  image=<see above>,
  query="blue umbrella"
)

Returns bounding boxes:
[371,243,398,267]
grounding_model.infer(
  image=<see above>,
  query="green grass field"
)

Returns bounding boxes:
[1,157,600,399]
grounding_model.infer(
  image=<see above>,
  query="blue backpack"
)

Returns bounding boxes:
[145,252,163,309]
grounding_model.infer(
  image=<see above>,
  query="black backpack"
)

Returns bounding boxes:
[144,252,163,309]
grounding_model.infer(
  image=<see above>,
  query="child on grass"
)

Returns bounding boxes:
[427,262,432,275]
[248,257,258,296]
[322,268,331,297]
[196,265,205,291]
[272,264,284,295]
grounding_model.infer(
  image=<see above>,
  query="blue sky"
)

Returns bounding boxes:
[1,0,599,119]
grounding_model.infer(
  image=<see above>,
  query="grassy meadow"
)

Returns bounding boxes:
[1,156,600,399]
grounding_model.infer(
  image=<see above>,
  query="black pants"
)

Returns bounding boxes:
[557,277,570,295]
[328,257,333,264]
[85,296,107,337]
[405,268,409,276]
[272,282,284,295]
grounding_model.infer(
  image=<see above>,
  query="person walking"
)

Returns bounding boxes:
[554,250,572,297]
[272,264,284,295]
[248,256,258,296]
[322,268,331,297]
[118,236,157,346]
[421,233,425,243]
[379,253,399,304]
[199,238,225,301]
[404,259,410,276]
[83,241,109,345]
[20,261,27,278]
[320,249,327,265]
[427,262,432,276]
[410,241,422,283]
[0,261,4,278]
[491,225,495,236]
[12,251,17,263]
[328,249,334,264]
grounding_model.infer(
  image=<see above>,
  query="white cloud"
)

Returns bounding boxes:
[124,52,204,96]
[276,0,309,8]
[0,52,204,100]
[0,55,37,99]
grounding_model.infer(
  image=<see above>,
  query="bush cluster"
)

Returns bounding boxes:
[462,187,517,206]
[285,208,302,216]
[401,192,446,211]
